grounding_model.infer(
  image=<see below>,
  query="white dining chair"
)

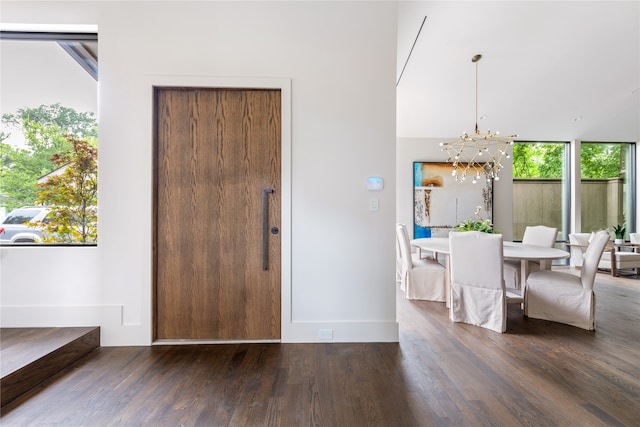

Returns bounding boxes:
[525,230,609,330]
[396,224,403,284]
[449,231,522,333]
[504,225,558,291]
[396,224,446,301]
[396,223,437,287]
[568,233,592,267]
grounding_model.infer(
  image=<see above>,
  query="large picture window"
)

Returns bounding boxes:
[0,29,98,245]
[513,140,636,246]
[580,142,636,236]
[512,141,569,242]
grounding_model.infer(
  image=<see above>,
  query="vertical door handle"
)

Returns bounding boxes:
[262,189,274,271]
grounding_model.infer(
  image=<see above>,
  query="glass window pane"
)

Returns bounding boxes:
[512,141,568,242]
[0,35,98,245]
[580,142,635,238]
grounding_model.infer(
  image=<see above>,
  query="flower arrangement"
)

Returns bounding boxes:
[454,206,496,233]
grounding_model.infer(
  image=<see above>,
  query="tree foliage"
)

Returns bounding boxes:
[513,142,625,179]
[0,104,97,211]
[2,103,97,141]
[580,143,623,179]
[31,137,98,243]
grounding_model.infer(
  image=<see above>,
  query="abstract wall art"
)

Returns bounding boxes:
[413,162,493,238]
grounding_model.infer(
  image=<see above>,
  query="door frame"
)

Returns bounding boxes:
[147,75,292,344]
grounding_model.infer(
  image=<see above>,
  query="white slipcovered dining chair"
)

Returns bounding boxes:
[449,231,522,333]
[568,233,592,267]
[396,225,403,284]
[504,225,558,291]
[396,223,415,286]
[525,230,609,330]
[396,223,438,287]
[396,224,446,301]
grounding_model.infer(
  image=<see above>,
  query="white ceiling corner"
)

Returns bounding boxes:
[396,1,640,142]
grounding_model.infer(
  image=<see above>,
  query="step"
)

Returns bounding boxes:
[0,327,100,407]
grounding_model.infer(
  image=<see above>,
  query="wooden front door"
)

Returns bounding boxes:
[154,88,281,341]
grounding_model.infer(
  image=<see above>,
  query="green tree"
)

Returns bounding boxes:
[513,142,624,179]
[31,137,98,243]
[0,104,97,211]
[580,143,623,178]
[0,142,39,208]
[2,103,97,141]
[513,143,564,178]
[537,144,564,178]
[512,143,543,178]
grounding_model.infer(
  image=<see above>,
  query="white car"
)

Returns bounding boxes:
[0,206,50,243]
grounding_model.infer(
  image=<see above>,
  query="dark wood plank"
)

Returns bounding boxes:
[1,269,638,426]
[0,327,99,407]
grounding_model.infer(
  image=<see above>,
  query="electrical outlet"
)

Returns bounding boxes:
[319,329,333,340]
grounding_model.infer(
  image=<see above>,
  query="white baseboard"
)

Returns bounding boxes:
[282,320,399,343]
[0,304,150,346]
[1,306,400,345]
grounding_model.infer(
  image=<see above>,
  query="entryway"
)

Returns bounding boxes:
[153,87,281,341]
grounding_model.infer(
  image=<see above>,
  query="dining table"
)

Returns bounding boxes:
[411,237,570,307]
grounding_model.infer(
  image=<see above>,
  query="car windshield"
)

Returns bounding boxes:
[2,209,41,224]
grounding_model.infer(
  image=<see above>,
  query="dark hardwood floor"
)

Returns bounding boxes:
[1,267,638,426]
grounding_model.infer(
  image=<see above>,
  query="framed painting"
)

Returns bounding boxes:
[413,162,493,238]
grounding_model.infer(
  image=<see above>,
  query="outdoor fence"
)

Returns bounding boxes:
[513,178,625,240]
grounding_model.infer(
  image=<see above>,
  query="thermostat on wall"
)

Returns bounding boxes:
[367,177,384,191]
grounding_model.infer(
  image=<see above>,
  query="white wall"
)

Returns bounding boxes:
[396,137,514,241]
[0,1,399,345]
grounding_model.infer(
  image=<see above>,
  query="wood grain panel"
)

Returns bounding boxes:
[155,88,281,340]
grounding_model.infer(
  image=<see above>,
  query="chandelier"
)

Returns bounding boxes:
[439,54,517,183]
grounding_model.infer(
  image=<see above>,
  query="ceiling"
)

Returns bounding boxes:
[396,1,640,142]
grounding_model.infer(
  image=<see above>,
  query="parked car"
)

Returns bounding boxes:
[0,206,50,243]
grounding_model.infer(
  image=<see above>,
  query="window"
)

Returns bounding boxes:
[513,141,636,246]
[512,141,569,242]
[580,142,636,237]
[0,28,98,244]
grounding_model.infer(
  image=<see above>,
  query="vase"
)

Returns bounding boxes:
[614,238,623,245]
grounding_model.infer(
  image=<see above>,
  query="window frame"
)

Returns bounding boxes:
[512,140,637,248]
[0,27,98,247]
[579,141,636,236]
[511,140,570,243]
